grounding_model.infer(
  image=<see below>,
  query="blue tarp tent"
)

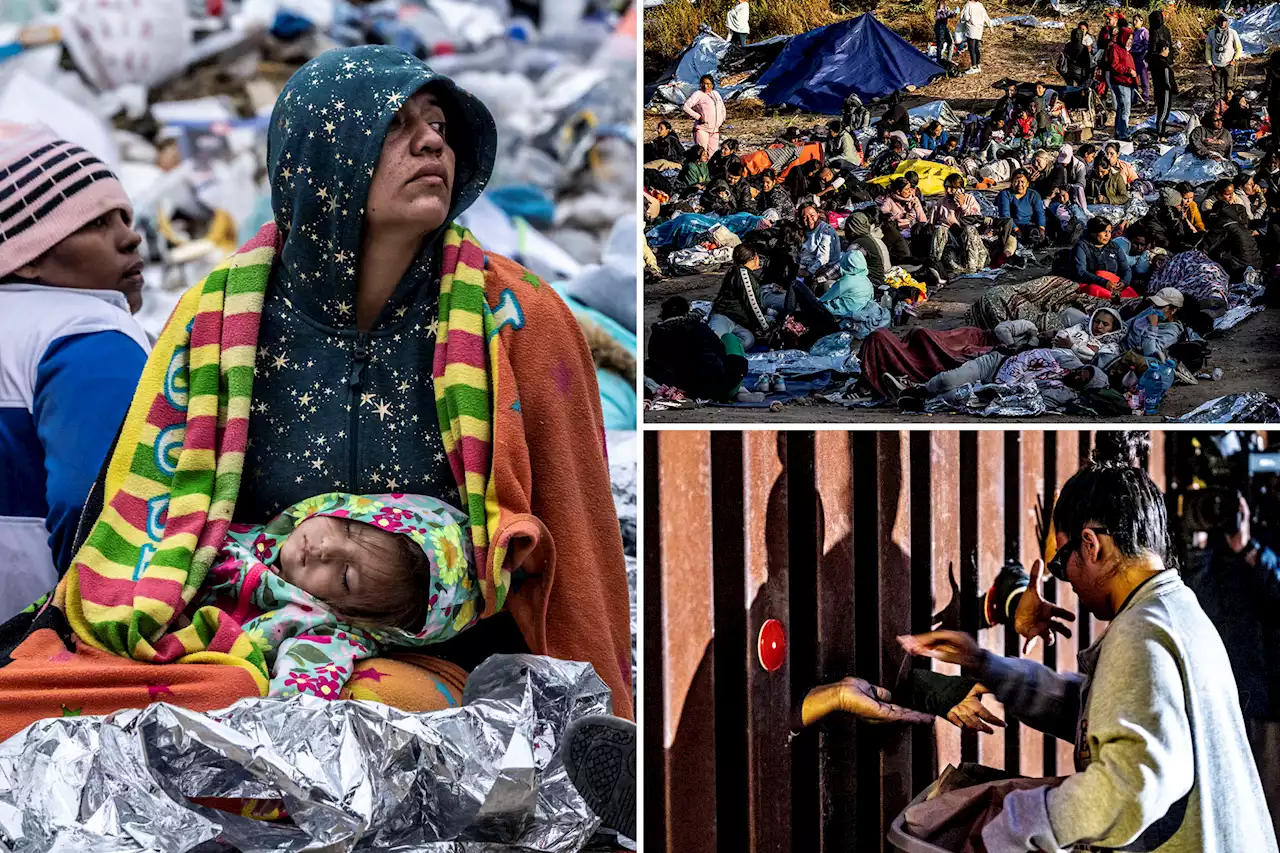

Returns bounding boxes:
[756,14,945,113]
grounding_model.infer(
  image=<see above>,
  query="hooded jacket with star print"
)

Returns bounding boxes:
[232,46,632,718]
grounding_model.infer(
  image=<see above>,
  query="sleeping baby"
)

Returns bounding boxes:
[192,492,479,698]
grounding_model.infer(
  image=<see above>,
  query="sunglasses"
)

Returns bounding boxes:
[1047,526,1111,580]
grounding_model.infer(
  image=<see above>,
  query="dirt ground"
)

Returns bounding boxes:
[643,10,1280,423]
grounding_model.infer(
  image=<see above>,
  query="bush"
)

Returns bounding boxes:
[645,0,845,67]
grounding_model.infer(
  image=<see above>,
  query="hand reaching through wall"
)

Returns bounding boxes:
[795,677,934,731]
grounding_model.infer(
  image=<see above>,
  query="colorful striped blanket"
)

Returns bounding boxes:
[55,223,500,694]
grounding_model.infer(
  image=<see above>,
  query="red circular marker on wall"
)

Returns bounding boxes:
[758,619,786,672]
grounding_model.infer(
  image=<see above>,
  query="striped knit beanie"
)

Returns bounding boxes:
[0,122,132,278]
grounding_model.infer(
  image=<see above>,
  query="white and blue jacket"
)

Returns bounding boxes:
[0,283,149,622]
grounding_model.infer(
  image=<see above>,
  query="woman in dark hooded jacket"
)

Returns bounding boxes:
[1148,10,1178,137]
[882,91,912,136]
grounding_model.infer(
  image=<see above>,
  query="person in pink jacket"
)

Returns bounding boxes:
[682,75,727,156]
[877,177,928,236]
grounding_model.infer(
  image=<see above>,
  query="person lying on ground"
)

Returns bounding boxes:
[902,461,1277,853]
[755,168,795,220]
[997,169,1047,247]
[843,211,894,289]
[968,274,1121,332]
[1086,159,1130,205]
[643,119,685,165]
[708,244,773,349]
[818,248,891,338]
[678,144,709,190]
[645,296,753,403]
[1059,217,1132,287]
[826,119,861,169]
[798,203,840,278]
[708,138,739,182]
[884,345,1105,408]
[1188,109,1234,160]
[1052,306,1126,361]
[0,123,151,621]
[1123,286,1184,359]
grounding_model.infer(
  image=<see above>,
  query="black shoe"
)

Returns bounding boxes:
[562,714,636,839]
[1006,254,1028,270]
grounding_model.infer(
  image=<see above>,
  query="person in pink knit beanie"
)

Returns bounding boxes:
[0,121,150,618]
[0,122,143,312]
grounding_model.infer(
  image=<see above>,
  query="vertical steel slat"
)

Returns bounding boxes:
[657,432,717,853]
[975,431,1008,770]
[1018,431,1046,779]
[928,431,963,771]
[813,430,860,853]
[1047,431,1082,775]
[743,432,792,853]
[877,433,914,841]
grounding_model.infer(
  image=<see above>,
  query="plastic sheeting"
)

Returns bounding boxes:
[746,342,861,378]
[1088,195,1149,226]
[989,15,1066,28]
[667,245,733,274]
[1173,392,1280,423]
[647,25,731,106]
[909,100,964,132]
[646,211,764,248]
[868,158,963,196]
[0,654,613,853]
[1233,4,1280,56]
[755,14,945,112]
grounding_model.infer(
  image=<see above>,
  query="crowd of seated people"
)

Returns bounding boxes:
[643,76,1275,410]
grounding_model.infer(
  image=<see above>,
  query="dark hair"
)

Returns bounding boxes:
[1104,141,1120,154]
[1175,181,1195,195]
[760,168,777,181]
[1053,459,1171,565]
[726,159,745,177]
[890,176,910,193]
[904,170,920,186]
[1079,143,1097,158]
[889,137,904,150]
[723,138,740,151]
[1086,216,1111,236]
[657,120,672,132]
[1011,168,1030,182]
[1211,178,1235,197]
[660,295,690,319]
[684,146,704,163]
[700,74,716,86]
[944,172,965,188]
[330,523,433,631]
[784,125,801,138]
[798,201,820,219]
[828,119,843,132]
[732,244,759,265]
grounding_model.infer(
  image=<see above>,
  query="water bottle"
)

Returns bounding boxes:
[1138,359,1174,415]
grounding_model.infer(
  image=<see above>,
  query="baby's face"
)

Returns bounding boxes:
[277,515,398,608]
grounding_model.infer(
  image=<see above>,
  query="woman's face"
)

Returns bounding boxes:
[1092,312,1118,335]
[700,78,714,92]
[16,208,143,313]
[1094,224,1113,244]
[365,89,456,238]
[1012,174,1029,194]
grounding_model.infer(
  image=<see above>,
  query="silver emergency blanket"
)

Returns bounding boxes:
[908,101,964,133]
[1174,392,1280,423]
[1088,195,1149,227]
[1233,4,1280,56]
[746,346,860,378]
[1216,279,1268,331]
[1146,149,1238,185]
[989,15,1065,28]
[0,654,611,853]
[666,245,733,275]
[924,381,1050,417]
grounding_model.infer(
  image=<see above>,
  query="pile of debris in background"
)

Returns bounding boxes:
[0,0,636,338]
